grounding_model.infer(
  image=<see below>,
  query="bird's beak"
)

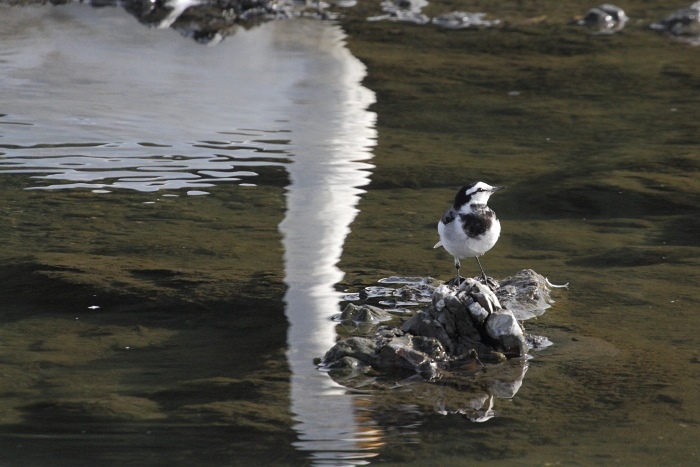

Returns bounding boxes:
[491,186,505,192]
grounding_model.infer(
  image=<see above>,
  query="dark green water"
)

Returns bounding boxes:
[0,1,699,465]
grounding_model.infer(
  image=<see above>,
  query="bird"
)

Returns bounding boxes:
[434,182,504,286]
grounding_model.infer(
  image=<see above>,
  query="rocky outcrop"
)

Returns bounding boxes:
[401,279,526,360]
[576,4,628,34]
[651,2,700,36]
[322,269,562,380]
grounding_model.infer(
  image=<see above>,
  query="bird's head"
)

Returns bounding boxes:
[453,181,504,208]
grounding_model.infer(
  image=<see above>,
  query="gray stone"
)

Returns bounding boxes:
[378,339,431,371]
[323,270,560,379]
[323,356,369,370]
[338,303,392,324]
[463,278,501,313]
[497,269,559,320]
[485,310,526,357]
[467,301,489,324]
[322,336,378,366]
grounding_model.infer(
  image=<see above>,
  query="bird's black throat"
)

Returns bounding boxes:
[459,207,494,237]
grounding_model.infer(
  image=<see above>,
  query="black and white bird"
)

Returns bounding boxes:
[434,182,504,285]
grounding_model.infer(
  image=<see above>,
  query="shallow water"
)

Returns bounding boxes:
[0,1,699,466]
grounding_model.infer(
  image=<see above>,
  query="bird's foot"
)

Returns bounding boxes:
[448,275,464,288]
[477,275,500,290]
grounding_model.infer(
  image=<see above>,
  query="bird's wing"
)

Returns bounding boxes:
[433,241,443,249]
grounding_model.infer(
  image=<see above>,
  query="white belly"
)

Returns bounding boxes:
[437,217,500,259]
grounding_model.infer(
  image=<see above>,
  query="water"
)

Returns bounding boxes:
[0,1,699,465]
[0,4,377,464]
[0,5,307,192]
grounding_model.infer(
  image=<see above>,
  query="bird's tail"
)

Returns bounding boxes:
[433,241,443,249]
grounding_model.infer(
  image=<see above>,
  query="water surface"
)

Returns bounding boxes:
[0,4,378,464]
[0,1,699,466]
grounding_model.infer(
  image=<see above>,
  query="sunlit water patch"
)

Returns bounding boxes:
[0,130,290,192]
[0,5,310,193]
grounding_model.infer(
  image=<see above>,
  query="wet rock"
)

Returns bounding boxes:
[323,270,559,380]
[484,309,526,357]
[13,0,700,47]
[388,280,437,304]
[401,278,526,358]
[651,2,700,40]
[322,271,563,420]
[467,301,489,324]
[323,336,378,367]
[323,330,446,378]
[497,268,560,320]
[525,334,553,351]
[432,12,501,30]
[576,4,628,34]
[350,277,437,307]
[468,278,501,313]
[336,303,393,324]
[376,335,444,378]
[90,0,342,43]
[367,0,430,25]
[323,355,369,370]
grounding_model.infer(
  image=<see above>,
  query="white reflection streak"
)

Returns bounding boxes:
[276,21,379,464]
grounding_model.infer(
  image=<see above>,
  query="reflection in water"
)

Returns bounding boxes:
[0,5,379,464]
[0,5,300,193]
[275,22,380,465]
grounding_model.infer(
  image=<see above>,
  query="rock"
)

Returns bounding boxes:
[391,282,436,304]
[377,336,443,378]
[467,301,489,324]
[402,291,483,357]
[484,310,526,357]
[322,336,378,367]
[323,270,561,384]
[432,12,501,30]
[337,303,393,324]
[367,0,431,25]
[322,330,446,379]
[321,271,559,419]
[525,334,554,351]
[496,268,556,320]
[323,356,369,370]
[651,2,700,36]
[401,279,514,358]
[328,275,527,371]
[464,278,501,313]
[577,4,628,34]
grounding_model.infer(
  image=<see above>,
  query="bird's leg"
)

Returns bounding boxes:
[475,256,488,283]
[454,258,461,286]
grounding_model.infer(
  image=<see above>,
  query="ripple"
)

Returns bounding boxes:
[0,136,289,192]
